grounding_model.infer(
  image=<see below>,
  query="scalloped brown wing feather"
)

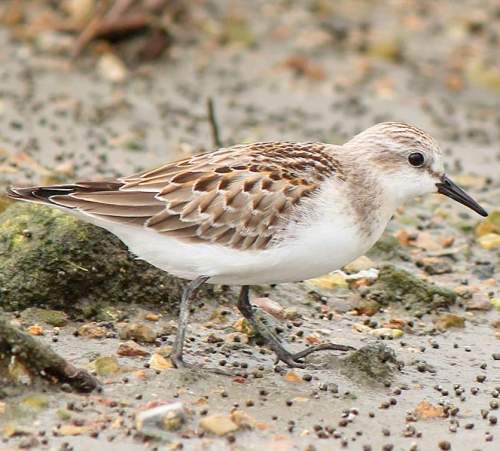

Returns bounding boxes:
[11,143,343,251]
[121,142,343,250]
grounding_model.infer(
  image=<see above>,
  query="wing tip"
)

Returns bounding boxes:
[7,186,37,201]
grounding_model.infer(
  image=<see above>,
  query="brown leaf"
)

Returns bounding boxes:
[414,400,444,419]
[252,297,284,320]
[117,341,150,357]
[144,313,160,321]
[283,371,302,383]
[199,415,239,436]
[283,55,327,81]
[383,319,406,329]
[149,353,173,371]
[305,334,321,345]
[395,229,411,246]
[27,325,44,336]
[439,235,455,248]
[58,424,91,436]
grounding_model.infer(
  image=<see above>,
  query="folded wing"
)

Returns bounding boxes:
[8,142,343,250]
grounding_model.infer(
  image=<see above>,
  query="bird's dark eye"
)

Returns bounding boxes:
[408,152,425,167]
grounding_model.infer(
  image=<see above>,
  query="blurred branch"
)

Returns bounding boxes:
[0,314,100,393]
[73,0,171,57]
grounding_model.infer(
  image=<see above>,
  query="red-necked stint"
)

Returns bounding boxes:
[8,122,488,368]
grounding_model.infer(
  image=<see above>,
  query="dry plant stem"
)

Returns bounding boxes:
[73,0,155,57]
[96,14,151,38]
[207,97,223,148]
[107,0,136,19]
[72,4,108,57]
[0,314,99,392]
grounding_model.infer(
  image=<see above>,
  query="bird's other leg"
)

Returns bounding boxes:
[237,286,354,368]
[237,285,305,368]
[171,275,209,368]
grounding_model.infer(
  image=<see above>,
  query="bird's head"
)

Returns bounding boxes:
[345,122,487,217]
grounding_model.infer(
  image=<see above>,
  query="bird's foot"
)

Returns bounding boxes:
[290,342,355,361]
[272,342,355,368]
[273,348,306,369]
[171,352,234,376]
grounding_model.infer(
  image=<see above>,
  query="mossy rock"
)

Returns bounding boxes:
[367,233,402,260]
[341,344,401,382]
[365,264,456,311]
[0,203,204,316]
[20,307,68,327]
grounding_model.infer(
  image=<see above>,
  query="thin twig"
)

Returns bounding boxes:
[94,13,151,38]
[107,0,135,20]
[72,2,108,58]
[0,314,100,392]
[207,97,223,148]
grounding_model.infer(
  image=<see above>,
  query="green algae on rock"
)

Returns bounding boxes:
[364,264,456,311]
[0,203,193,315]
[20,307,68,327]
[0,195,12,215]
[341,343,401,382]
[367,233,402,260]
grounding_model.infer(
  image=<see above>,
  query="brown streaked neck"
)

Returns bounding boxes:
[334,146,396,240]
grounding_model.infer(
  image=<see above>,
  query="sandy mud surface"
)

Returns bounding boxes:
[0,1,499,450]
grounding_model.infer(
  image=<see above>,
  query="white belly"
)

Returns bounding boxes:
[92,212,385,286]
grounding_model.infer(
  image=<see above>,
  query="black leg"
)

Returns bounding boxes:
[237,286,354,368]
[171,275,209,368]
[237,286,304,368]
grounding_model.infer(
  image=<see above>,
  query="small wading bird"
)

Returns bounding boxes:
[8,122,488,369]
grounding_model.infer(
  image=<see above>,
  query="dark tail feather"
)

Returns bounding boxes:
[6,181,124,206]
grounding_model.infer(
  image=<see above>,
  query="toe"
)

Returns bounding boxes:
[170,354,185,369]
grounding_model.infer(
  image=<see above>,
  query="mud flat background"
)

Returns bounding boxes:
[0,1,499,450]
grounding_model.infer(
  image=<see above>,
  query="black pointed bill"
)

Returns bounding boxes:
[436,175,488,217]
